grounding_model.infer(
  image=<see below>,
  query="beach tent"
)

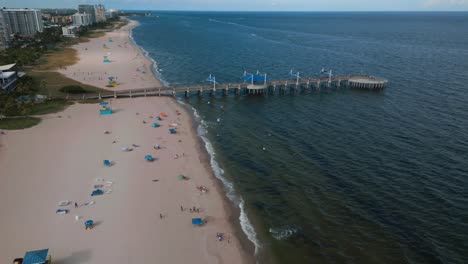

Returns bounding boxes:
[103,160,112,166]
[192,218,204,225]
[144,155,154,161]
[91,189,104,196]
[151,122,160,128]
[23,249,49,264]
[169,128,176,134]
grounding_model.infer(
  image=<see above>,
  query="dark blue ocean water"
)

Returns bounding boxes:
[131,12,468,263]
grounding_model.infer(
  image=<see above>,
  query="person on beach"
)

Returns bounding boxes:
[75,202,78,208]
[180,206,183,211]
[159,213,163,219]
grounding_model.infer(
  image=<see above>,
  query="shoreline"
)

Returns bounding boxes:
[0,18,253,264]
[123,17,260,260]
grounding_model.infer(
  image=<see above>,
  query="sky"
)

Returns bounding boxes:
[1,0,468,11]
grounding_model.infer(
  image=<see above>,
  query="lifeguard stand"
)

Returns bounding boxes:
[99,102,112,115]
[107,76,118,87]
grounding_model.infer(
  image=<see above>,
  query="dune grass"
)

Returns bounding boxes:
[27,71,106,97]
[27,100,74,115]
[0,117,41,130]
[35,47,79,71]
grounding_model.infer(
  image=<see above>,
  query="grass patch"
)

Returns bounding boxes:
[76,99,103,104]
[0,117,41,130]
[27,99,74,115]
[27,71,106,97]
[35,47,78,71]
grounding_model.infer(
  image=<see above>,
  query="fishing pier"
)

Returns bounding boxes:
[61,73,388,100]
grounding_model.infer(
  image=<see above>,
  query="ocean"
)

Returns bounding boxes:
[130,12,468,263]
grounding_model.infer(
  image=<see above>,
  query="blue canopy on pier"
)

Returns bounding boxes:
[23,249,48,264]
[243,73,267,82]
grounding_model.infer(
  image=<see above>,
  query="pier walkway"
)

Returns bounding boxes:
[59,74,388,100]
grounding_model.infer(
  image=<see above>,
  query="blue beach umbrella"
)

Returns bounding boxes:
[192,218,204,225]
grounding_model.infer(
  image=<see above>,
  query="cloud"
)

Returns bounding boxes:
[424,0,468,7]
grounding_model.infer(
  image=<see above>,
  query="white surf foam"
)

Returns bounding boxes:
[184,105,261,255]
[128,20,170,87]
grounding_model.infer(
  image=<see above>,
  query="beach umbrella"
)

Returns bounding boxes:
[145,155,154,161]
[151,122,160,128]
[103,160,112,166]
[192,218,203,225]
[23,249,49,264]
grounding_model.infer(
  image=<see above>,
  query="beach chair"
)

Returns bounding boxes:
[169,128,176,134]
[103,160,112,166]
[151,122,160,128]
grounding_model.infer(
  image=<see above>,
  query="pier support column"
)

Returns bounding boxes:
[158,88,161,96]
[199,89,203,96]
[98,93,102,100]
[114,91,117,98]
[173,89,176,97]
[130,90,132,98]
[185,91,189,98]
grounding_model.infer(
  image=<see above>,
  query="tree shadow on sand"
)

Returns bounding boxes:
[54,249,92,264]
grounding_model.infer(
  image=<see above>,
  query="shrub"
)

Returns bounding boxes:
[59,85,87,94]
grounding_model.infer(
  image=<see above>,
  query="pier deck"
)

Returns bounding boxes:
[58,74,388,100]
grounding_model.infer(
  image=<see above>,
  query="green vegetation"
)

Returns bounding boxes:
[0,16,124,127]
[59,85,87,94]
[35,47,78,71]
[27,100,74,115]
[0,117,41,130]
[27,71,105,96]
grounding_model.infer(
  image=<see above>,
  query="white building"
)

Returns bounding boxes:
[0,11,10,49]
[95,4,106,23]
[72,13,92,26]
[0,63,21,91]
[62,25,79,37]
[0,8,43,36]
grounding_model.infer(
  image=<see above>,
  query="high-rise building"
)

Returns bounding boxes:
[0,11,11,49]
[0,8,43,36]
[72,13,92,26]
[78,5,96,24]
[94,4,106,23]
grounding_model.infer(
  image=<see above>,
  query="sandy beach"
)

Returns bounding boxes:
[0,19,250,263]
[58,19,162,91]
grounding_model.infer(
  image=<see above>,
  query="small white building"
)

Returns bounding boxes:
[62,25,79,37]
[72,13,92,26]
[0,63,23,91]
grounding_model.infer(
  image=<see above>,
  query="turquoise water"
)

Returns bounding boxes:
[131,12,468,263]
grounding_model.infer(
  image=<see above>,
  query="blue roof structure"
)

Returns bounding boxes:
[23,249,48,264]
[243,73,267,82]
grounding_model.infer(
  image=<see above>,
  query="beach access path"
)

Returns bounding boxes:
[58,19,162,91]
[0,97,248,263]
